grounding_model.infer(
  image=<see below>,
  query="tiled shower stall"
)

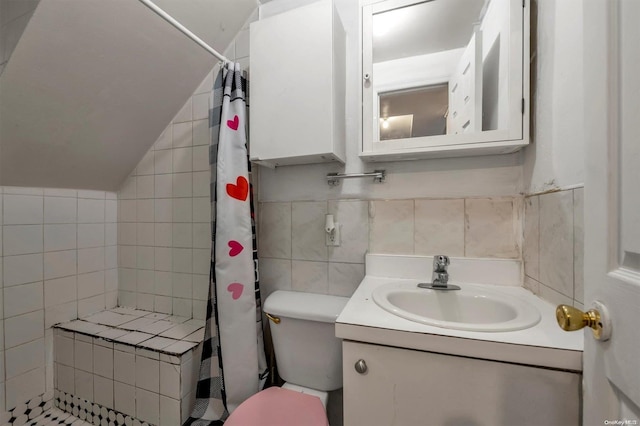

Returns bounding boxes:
[0,14,256,424]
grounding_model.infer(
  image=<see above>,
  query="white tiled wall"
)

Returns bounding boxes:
[0,187,117,412]
[523,187,584,308]
[115,13,254,321]
[258,197,522,299]
[117,75,213,321]
[54,329,200,425]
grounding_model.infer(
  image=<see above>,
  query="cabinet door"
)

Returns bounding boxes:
[343,341,580,426]
[249,0,344,166]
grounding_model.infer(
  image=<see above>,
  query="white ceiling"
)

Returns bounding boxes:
[0,0,257,190]
[373,0,486,63]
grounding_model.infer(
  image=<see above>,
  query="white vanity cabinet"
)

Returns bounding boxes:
[249,0,346,167]
[343,341,581,426]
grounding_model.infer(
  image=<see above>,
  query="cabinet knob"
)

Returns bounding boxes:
[354,359,367,374]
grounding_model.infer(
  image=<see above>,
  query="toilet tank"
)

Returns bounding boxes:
[264,291,349,391]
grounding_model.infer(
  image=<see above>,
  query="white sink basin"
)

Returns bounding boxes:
[372,282,541,332]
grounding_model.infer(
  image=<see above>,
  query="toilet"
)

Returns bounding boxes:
[226,290,349,426]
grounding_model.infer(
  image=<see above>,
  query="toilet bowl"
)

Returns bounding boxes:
[225,291,349,426]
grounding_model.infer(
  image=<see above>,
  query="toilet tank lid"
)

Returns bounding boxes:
[264,291,349,323]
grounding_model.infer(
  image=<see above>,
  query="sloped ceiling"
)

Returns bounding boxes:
[0,0,257,191]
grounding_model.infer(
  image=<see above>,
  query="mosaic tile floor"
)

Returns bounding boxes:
[22,408,87,425]
[25,407,152,426]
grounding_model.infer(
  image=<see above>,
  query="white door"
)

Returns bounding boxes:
[582,0,640,424]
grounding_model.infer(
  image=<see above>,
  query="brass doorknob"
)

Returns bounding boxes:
[556,303,610,340]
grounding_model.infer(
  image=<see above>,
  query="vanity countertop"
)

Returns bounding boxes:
[336,255,584,372]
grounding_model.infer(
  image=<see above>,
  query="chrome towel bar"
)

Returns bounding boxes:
[326,170,385,186]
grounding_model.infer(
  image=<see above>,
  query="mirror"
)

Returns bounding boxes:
[361,0,528,159]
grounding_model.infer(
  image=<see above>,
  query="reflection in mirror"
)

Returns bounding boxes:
[379,84,448,140]
[370,0,512,142]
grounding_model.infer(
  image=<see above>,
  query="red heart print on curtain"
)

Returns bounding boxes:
[227,115,239,130]
[227,283,244,300]
[228,240,244,257]
[226,176,248,201]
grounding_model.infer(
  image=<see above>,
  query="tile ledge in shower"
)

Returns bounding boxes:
[53,307,205,356]
[52,308,205,424]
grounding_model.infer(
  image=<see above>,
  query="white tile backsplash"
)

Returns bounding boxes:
[327,200,369,264]
[524,188,584,308]
[292,260,328,294]
[539,191,574,297]
[523,196,540,280]
[465,198,519,258]
[414,199,465,256]
[573,188,584,304]
[291,201,328,261]
[259,195,525,299]
[328,262,365,297]
[369,200,414,254]
[258,202,291,259]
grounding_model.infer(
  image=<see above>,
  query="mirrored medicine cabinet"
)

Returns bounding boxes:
[361,0,530,161]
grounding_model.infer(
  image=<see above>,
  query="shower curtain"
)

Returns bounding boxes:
[185,63,268,425]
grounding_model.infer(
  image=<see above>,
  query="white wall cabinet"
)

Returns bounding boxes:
[343,341,580,426]
[249,0,346,167]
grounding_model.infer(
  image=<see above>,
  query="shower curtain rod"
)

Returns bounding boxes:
[138,0,231,64]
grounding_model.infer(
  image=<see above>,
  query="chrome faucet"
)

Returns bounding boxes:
[418,255,461,291]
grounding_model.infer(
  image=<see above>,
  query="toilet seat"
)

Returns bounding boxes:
[225,387,329,426]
